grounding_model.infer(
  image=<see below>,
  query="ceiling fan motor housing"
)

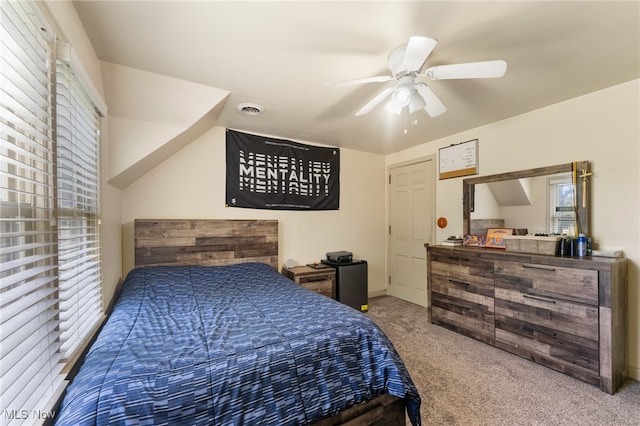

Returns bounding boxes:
[391,76,414,107]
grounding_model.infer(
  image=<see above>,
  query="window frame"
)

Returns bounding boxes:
[54,59,103,360]
[547,173,577,235]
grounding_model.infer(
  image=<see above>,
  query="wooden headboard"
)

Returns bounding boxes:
[134,219,278,269]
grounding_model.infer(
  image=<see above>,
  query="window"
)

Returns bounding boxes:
[548,174,576,235]
[55,60,102,359]
[1,0,102,417]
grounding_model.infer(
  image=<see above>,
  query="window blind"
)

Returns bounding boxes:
[55,60,102,359]
[548,176,576,235]
[0,0,64,417]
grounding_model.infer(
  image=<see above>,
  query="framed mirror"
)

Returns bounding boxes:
[463,161,590,237]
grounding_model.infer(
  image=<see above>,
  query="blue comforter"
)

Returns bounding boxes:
[55,263,421,425]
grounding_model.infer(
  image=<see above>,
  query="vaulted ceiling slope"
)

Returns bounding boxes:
[73,1,640,155]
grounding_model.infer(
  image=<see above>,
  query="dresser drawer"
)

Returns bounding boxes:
[431,286,495,342]
[430,253,495,342]
[495,287,599,341]
[283,266,336,299]
[431,272,494,305]
[494,286,599,383]
[494,260,598,305]
[430,251,494,284]
[300,279,334,298]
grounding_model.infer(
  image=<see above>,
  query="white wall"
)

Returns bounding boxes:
[120,127,388,294]
[387,79,640,381]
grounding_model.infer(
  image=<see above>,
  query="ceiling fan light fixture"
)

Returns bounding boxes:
[237,103,264,116]
[390,86,412,107]
[408,90,426,114]
[384,99,403,115]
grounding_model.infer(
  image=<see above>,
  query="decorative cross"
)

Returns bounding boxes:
[579,169,592,208]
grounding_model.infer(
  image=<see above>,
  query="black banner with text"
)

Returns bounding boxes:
[226,130,340,210]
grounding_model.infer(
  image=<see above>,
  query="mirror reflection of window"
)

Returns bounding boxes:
[548,174,575,235]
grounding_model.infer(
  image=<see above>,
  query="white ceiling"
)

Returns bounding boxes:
[72,1,640,155]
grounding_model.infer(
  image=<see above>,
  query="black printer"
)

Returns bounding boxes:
[325,251,353,263]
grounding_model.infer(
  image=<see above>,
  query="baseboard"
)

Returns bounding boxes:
[629,365,640,382]
[368,289,387,298]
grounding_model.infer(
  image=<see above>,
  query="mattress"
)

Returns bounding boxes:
[54,262,421,425]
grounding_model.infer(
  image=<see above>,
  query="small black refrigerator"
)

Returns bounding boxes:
[321,259,368,312]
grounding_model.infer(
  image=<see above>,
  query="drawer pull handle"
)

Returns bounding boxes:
[447,279,470,287]
[447,256,470,262]
[522,264,556,272]
[523,294,557,304]
[448,302,470,311]
[523,326,557,337]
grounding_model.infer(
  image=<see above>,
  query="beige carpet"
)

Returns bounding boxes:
[366,296,640,425]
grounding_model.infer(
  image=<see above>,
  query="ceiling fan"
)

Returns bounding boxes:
[327,36,507,118]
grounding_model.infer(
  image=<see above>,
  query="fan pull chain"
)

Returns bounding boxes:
[404,108,408,134]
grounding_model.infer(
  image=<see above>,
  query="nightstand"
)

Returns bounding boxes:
[283,265,336,299]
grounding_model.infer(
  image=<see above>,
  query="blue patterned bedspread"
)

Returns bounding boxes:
[55,263,421,425]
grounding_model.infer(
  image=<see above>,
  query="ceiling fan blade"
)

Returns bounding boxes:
[424,60,507,80]
[325,75,393,88]
[415,83,447,118]
[355,86,396,116]
[402,36,437,72]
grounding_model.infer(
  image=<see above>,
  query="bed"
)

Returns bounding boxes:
[54,219,421,425]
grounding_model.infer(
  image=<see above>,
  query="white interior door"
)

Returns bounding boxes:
[388,159,435,307]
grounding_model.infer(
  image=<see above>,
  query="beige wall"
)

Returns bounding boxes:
[387,79,640,380]
[120,127,388,294]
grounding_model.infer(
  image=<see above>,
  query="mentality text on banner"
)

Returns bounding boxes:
[226,130,340,210]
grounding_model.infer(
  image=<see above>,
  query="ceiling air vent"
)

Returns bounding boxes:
[237,103,264,116]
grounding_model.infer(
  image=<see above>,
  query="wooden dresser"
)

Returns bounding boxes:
[283,265,336,299]
[426,245,628,394]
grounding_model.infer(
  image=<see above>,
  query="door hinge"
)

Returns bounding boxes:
[388,276,391,285]
[388,175,391,184]
[389,225,391,234]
